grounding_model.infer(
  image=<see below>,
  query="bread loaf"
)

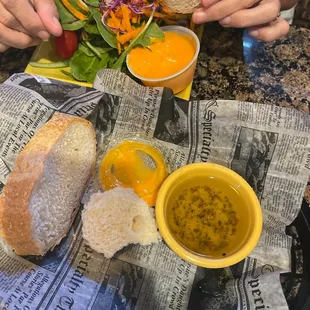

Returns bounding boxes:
[0,112,96,256]
[82,187,161,258]
[161,0,201,14]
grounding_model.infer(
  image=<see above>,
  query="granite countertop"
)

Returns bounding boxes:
[0,23,310,309]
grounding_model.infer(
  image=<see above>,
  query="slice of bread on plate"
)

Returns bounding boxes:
[82,187,160,259]
[0,112,96,256]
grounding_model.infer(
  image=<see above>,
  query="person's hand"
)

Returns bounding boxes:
[0,0,63,52]
[192,0,290,42]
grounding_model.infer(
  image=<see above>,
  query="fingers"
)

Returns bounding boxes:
[1,0,49,40]
[32,0,63,37]
[219,0,281,28]
[192,0,258,24]
[0,43,9,52]
[200,0,220,9]
[248,18,290,42]
[0,23,41,49]
[0,2,28,34]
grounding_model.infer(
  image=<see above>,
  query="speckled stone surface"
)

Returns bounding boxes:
[191,23,310,115]
[0,47,35,83]
[0,24,309,309]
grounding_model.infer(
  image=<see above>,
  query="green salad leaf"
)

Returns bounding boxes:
[78,42,113,57]
[84,0,100,5]
[137,23,164,48]
[87,6,118,49]
[111,10,164,69]
[84,23,101,35]
[70,50,110,83]
[55,0,87,31]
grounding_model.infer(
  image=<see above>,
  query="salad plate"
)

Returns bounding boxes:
[24,0,204,101]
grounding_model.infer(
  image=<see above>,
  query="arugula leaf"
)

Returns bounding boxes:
[111,10,164,70]
[55,0,86,31]
[70,50,110,83]
[87,6,117,49]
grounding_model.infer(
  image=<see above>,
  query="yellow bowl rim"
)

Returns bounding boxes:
[126,25,200,82]
[155,162,263,269]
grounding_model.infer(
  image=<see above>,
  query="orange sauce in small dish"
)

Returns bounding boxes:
[99,140,168,206]
[128,31,196,79]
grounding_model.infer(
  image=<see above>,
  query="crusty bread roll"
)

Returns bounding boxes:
[0,113,96,256]
[161,0,201,14]
[82,187,160,258]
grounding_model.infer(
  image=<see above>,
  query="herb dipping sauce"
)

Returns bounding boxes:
[167,177,248,257]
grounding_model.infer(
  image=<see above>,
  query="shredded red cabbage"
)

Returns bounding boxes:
[99,0,160,33]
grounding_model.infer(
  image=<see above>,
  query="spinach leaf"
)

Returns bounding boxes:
[137,23,164,47]
[79,42,113,57]
[78,43,94,57]
[55,0,86,31]
[70,50,110,83]
[84,23,100,35]
[61,70,75,79]
[84,0,99,5]
[87,6,117,49]
[111,10,164,70]
[63,19,87,31]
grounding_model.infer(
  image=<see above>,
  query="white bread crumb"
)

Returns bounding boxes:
[82,187,161,258]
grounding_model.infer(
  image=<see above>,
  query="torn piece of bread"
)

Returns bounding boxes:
[0,112,96,256]
[161,0,201,14]
[82,187,161,258]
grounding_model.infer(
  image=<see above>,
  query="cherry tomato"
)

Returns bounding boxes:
[55,30,78,59]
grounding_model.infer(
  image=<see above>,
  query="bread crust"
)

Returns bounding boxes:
[0,112,96,256]
[161,0,201,14]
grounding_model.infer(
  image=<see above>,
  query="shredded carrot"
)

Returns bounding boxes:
[108,11,125,31]
[61,0,87,20]
[116,34,122,54]
[117,24,144,45]
[121,5,132,33]
[115,7,123,19]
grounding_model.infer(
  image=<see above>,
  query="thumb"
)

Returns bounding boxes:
[33,0,63,37]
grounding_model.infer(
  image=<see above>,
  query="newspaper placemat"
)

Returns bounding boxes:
[0,69,309,310]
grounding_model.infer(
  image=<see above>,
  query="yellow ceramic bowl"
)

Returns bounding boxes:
[156,163,263,269]
[126,26,200,94]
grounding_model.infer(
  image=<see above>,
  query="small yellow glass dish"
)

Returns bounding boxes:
[156,162,263,269]
[99,139,168,206]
